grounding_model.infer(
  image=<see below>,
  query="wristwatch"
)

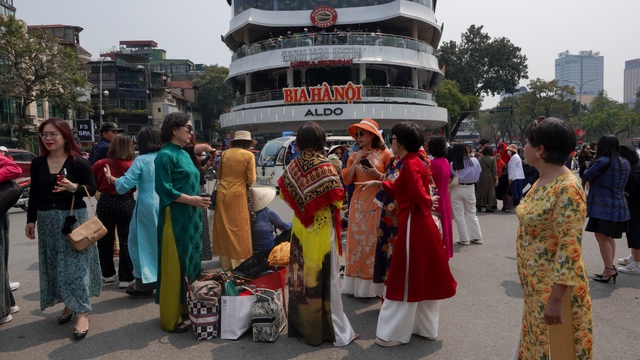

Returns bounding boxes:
[69,183,78,193]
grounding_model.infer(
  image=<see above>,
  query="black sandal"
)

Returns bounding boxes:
[171,322,189,333]
[58,312,74,324]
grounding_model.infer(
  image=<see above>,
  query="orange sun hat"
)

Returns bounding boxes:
[348,118,383,142]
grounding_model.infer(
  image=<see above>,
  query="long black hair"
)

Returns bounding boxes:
[137,127,163,155]
[451,143,471,171]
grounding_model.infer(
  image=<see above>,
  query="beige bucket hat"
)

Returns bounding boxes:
[230,130,257,146]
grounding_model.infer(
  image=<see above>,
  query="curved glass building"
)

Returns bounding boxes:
[220,0,448,138]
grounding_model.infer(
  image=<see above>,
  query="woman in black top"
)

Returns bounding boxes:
[25,118,100,340]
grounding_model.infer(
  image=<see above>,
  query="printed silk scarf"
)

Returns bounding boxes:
[278,148,344,229]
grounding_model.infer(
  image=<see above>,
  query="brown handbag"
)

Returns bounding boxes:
[67,185,107,252]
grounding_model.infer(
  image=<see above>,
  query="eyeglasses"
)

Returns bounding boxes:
[391,137,397,142]
[181,124,193,132]
[355,130,367,138]
[39,132,60,139]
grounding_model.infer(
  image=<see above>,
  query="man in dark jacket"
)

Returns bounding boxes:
[89,122,123,165]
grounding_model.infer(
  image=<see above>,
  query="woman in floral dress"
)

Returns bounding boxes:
[341,118,393,298]
[515,117,592,359]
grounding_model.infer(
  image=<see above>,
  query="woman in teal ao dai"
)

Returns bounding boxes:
[154,113,210,333]
[105,128,163,295]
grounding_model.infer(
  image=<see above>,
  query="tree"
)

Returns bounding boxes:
[437,25,529,139]
[582,91,640,140]
[193,65,233,141]
[434,79,480,139]
[0,15,90,148]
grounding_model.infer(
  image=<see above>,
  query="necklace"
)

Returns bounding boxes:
[48,156,66,168]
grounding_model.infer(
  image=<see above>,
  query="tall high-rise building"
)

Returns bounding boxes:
[624,58,640,105]
[555,50,604,104]
[0,0,15,16]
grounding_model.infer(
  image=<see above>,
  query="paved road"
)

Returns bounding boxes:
[1,194,638,359]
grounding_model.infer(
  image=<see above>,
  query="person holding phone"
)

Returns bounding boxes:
[341,118,393,298]
[25,118,99,340]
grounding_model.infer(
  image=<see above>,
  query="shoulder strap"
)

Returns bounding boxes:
[108,158,124,176]
[68,185,96,216]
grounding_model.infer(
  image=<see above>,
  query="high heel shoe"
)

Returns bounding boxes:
[593,266,618,284]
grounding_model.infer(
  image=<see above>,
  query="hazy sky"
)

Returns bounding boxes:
[16,0,639,108]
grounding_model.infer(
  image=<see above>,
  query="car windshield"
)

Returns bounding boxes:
[258,138,289,166]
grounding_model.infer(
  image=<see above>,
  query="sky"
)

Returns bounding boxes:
[15,0,640,109]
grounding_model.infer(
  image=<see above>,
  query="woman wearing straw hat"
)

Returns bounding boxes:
[250,186,291,253]
[212,130,257,271]
[341,118,393,298]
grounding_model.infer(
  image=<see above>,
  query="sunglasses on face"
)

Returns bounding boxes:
[355,130,367,138]
[181,124,193,132]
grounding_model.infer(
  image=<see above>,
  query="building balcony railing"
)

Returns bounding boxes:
[233,86,433,108]
[232,32,434,61]
[233,0,432,14]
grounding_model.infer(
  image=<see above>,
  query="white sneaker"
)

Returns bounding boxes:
[103,276,116,283]
[617,255,633,266]
[0,314,12,325]
[9,282,19,291]
[9,305,19,314]
[119,280,135,289]
[618,262,640,275]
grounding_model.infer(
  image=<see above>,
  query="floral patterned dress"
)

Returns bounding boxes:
[341,148,393,297]
[515,172,593,360]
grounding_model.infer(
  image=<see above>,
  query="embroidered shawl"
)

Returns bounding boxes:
[278,149,344,229]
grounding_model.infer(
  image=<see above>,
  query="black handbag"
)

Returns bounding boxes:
[208,183,218,210]
[232,250,270,279]
[0,180,21,214]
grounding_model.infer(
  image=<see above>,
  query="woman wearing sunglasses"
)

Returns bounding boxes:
[341,118,393,298]
[154,113,210,333]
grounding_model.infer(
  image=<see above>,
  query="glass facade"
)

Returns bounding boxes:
[555,51,604,97]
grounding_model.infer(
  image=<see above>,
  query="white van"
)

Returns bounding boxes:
[256,135,356,187]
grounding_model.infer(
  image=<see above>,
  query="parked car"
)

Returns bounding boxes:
[6,148,36,177]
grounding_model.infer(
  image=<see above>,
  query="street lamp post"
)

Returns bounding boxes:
[562,78,598,105]
[92,57,110,126]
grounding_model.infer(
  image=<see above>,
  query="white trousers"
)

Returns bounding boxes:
[450,184,482,243]
[329,225,356,346]
[376,299,440,343]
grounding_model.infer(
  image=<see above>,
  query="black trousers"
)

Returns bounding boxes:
[96,194,135,281]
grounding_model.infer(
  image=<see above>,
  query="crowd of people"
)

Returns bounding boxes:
[1,112,639,359]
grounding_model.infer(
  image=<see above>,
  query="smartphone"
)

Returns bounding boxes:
[56,168,67,182]
[360,158,372,168]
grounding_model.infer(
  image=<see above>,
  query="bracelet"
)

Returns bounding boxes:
[69,183,77,193]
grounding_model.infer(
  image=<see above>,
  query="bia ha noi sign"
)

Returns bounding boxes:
[283,82,363,104]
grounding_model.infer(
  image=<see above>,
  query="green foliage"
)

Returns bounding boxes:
[480,78,576,145]
[106,108,126,116]
[131,109,148,116]
[436,25,528,140]
[193,65,233,140]
[0,15,90,148]
[435,79,480,139]
[582,91,640,140]
[438,25,529,97]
